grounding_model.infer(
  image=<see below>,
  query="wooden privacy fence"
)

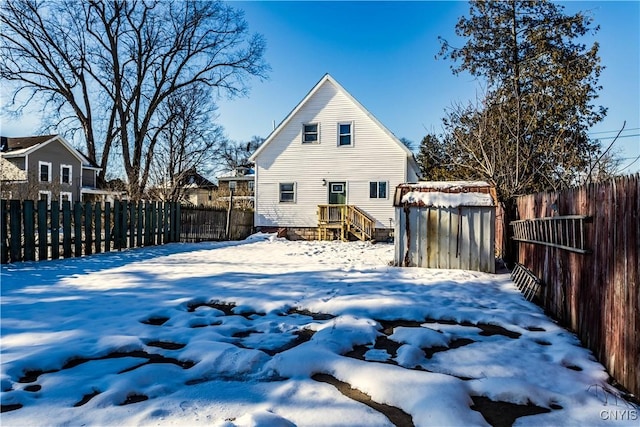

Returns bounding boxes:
[1,200,256,264]
[514,174,639,397]
[1,199,181,264]
[180,206,253,242]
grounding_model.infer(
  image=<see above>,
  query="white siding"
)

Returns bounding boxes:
[255,79,412,229]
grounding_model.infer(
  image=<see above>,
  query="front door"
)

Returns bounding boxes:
[329,182,347,204]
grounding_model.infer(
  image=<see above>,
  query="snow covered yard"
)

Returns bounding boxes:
[1,235,636,426]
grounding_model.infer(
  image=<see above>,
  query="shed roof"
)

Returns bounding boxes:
[394,181,497,208]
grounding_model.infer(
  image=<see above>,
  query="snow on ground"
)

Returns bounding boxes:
[1,235,636,426]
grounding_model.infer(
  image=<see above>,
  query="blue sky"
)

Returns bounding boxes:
[218,0,640,173]
[1,1,638,173]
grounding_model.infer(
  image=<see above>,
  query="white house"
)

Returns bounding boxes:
[249,74,420,241]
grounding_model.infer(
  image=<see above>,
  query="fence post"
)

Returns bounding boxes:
[226,190,233,240]
[51,201,60,260]
[9,200,21,262]
[37,200,48,261]
[1,200,8,264]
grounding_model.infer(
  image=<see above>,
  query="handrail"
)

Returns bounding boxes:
[317,204,375,241]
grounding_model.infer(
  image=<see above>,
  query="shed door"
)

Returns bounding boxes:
[329,182,346,204]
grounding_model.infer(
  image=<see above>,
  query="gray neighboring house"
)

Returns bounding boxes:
[0,134,116,204]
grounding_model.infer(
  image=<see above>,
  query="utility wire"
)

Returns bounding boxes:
[589,127,640,135]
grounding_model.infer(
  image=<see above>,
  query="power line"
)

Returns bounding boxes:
[594,133,640,140]
[589,127,640,135]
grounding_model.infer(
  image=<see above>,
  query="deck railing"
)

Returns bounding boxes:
[317,204,375,241]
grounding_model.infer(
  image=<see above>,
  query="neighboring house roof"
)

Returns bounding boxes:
[0,134,101,171]
[179,169,217,189]
[249,73,420,176]
[217,165,255,183]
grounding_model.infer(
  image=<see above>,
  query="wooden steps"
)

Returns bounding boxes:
[317,205,375,241]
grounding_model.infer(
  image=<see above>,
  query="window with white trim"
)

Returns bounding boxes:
[338,122,352,146]
[369,181,388,199]
[60,191,72,203]
[279,182,296,203]
[39,190,51,208]
[302,123,319,143]
[60,164,72,185]
[39,161,52,182]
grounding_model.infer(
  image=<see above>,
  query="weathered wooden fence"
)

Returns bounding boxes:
[180,206,253,242]
[1,199,181,264]
[514,174,639,397]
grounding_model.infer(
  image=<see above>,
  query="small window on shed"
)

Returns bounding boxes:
[302,123,319,143]
[279,182,296,203]
[369,181,387,199]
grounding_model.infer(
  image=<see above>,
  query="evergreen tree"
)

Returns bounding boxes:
[438,0,606,198]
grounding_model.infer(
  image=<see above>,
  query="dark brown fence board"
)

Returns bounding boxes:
[84,202,93,256]
[105,202,112,253]
[515,174,639,396]
[95,203,102,254]
[10,200,22,262]
[62,201,72,258]
[2,200,252,265]
[2,200,9,264]
[73,202,82,257]
[23,200,35,261]
[37,200,48,261]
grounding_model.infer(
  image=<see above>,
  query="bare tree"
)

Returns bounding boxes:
[1,0,268,199]
[217,135,263,173]
[148,86,225,202]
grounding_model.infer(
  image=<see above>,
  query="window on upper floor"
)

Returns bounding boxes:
[338,122,352,146]
[279,182,296,203]
[60,164,72,185]
[302,123,319,144]
[39,161,52,182]
[369,181,388,199]
[229,181,237,192]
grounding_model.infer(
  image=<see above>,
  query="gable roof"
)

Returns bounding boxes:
[0,134,101,170]
[178,168,217,189]
[249,74,419,171]
[1,134,57,152]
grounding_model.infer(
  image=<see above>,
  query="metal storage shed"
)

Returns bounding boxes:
[393,181,496,273]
